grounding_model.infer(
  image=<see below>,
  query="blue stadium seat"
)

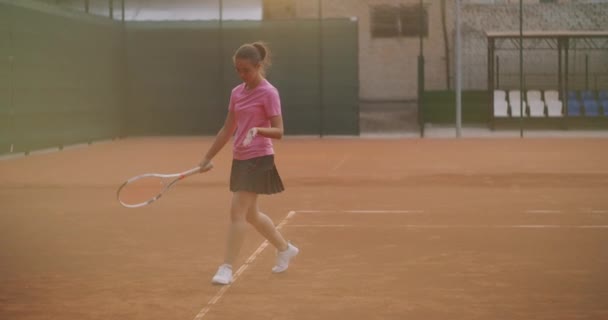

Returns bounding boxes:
[567,91,578,101]
[600,90,608,102]
[567,99,582,116]
[602,100,608,116]
[584,100,599,117]
[582,90,595,101]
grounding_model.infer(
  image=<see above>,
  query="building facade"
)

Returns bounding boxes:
[266,0,608,100]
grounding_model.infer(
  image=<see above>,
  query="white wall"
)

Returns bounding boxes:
[44,0,263,20]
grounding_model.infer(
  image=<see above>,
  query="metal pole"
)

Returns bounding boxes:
[440,0,450,90]
[496,55,500,89]
[84,0,89,13]
[9,55,14,153]
[219,0,224,109]
[419,0,424,57]
[558,38,562,100]
[565,38,569,120]
[318,0,324,137]
[455,0,462,137]
[355,19,361,136]
[8,14,15,153]
[119,0,128,138]
[109,0,114,19]
[219,0,223,31]
[488,38,495,130]
[519,0,523,138]
[418,0,425,137]
[585,54,589,90]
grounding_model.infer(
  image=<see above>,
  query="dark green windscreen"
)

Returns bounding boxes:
[125,21,223,136]
[0,1,359,155]
[127,19,359,136]
[2,0,125,153]
[0,3,11,152]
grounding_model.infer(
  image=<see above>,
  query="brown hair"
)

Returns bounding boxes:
[233,42,272,76]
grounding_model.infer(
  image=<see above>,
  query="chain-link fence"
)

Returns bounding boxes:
[420,0,608,136]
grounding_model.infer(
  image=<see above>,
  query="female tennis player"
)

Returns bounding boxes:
[199,42,298,285]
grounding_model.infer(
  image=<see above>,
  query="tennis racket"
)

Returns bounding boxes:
[117,165,212,208]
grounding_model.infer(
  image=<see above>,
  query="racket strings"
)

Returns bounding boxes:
[119,176,169,206]
[117,166,202,208]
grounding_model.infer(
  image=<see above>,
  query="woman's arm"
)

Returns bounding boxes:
[254,115,284,139]
[200,111,237,171]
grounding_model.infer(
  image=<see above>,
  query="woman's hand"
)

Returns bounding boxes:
[199,158,214,172]
[243,127,258,146]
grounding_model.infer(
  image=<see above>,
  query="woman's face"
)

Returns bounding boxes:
[234,58,260,84]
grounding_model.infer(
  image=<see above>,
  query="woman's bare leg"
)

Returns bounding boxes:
[245,198,288,251]
[222,191,257,265]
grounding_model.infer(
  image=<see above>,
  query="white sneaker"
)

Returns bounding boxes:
[272,242,299,273]
[211,264,233,285]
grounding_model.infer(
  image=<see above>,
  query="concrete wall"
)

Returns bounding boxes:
[296,0,447,101]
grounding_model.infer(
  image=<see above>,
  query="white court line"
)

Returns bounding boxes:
[591,210,608,214]
[62,142,91,150]
[298,209,608,215]
[192,211,296,320]
[28,147,61,156]
[526,210,562,214]
[286,224,608,229]
[526,209,608,215]
[347,210,424,214]
[295,210,424,214]
[328,154,350,175]
[0,152,26,160]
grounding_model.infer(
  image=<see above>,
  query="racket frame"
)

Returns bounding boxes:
[116,166,204,208]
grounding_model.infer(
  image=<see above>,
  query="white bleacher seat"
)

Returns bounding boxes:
[510,101,527,117]
[527,90,545,117]
[547,101,563,117]
[494,100,508,117]
[527,90,542,102]
[544,90,560,102]
[544,90,563,117]
[493,90,508,117]
[509,90,522,102]
[528,101,545,117]
[494,90,506,102]
[509,90,527,117]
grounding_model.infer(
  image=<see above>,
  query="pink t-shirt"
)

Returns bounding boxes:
[229,79,282,160]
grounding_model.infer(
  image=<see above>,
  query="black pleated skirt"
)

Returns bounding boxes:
[230,155,284,194]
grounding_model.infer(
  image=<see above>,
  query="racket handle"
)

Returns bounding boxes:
[198,162,214,173]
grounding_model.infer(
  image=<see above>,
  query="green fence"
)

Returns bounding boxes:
[125,21,223,136]
[126,19,359,136]
[421,90,490,125]
[1,0,125,153]
[0,2,10,153]
[319,19,359,135]
[0,1,359,155]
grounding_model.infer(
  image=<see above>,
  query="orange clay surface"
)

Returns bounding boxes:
[1,137,608,320]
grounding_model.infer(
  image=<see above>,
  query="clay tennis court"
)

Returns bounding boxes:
[1,137,608,320]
